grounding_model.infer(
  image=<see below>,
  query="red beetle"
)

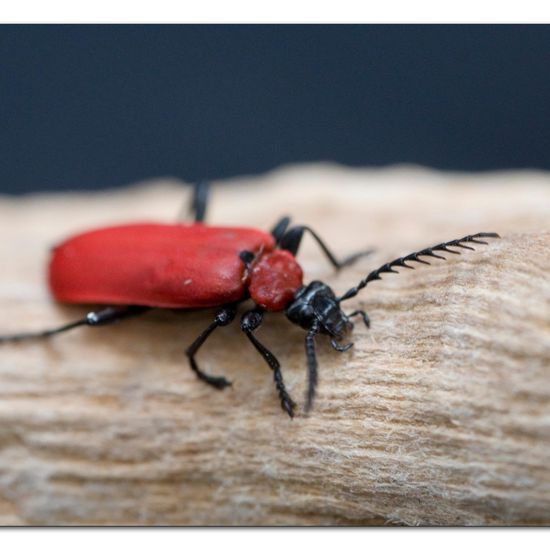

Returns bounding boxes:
[0,182,499,417]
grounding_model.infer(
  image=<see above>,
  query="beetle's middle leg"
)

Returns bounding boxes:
[240,307,296,418]
[279,225,373,269]
[185,304,237,389]
[348,309,370,328]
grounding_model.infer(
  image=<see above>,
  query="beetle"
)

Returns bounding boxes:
[0,182,499,417]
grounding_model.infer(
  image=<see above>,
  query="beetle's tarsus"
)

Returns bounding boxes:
[338,248,375,268]
[279,224,373,270]
[282,396,296,418]
[199,373,232,390]
[330,339,353,353]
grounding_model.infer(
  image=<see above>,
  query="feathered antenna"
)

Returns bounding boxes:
[338,232,500,302]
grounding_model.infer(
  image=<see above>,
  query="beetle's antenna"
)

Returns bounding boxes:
[304,320,321,413]
[338,232,500,303]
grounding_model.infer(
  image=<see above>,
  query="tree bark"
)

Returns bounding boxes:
[0,165,549,525]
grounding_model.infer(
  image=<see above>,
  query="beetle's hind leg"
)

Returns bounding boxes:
[0,306,149,343]
[185,305,237,389]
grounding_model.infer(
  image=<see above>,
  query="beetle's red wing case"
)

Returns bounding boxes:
[48,223,275,308]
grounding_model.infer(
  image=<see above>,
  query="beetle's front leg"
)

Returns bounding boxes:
[348,309,370,328]
[240,307,296,418]
[185,305,237,389]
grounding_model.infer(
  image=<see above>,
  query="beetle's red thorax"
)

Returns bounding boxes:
[247,250,303,312]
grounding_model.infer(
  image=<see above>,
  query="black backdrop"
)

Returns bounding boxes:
[1,25,549,193]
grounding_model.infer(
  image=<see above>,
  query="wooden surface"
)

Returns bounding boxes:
[0,164,549,525]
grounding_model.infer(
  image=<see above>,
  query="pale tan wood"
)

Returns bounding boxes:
[0,164,549,525]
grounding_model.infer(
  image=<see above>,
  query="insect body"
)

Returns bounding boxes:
[49,224,301,311]
[0,183,499,417]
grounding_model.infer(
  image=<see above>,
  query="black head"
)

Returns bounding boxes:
[285,281,353,339]
[280,230,499,415]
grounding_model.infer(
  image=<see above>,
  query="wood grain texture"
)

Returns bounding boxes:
[0,164,549,525]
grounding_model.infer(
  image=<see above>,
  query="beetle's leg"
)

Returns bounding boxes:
[270,216,291,245]
[240,307,296,418]
[348,309,371,328]
[190,180,210,223]
[185,305,237,389]
[304,320,321,413]
[279,225,373,269]
[177,181,210,222]
[330,338,353,352]
[242,215,290,266]
[0,306,149,344]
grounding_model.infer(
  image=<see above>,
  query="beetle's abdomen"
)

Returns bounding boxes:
[49,223,275,308]
[248,250,303,312]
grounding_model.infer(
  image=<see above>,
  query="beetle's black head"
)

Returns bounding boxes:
[285,281,352,339]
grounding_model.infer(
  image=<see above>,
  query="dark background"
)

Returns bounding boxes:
[1,25,549,194]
